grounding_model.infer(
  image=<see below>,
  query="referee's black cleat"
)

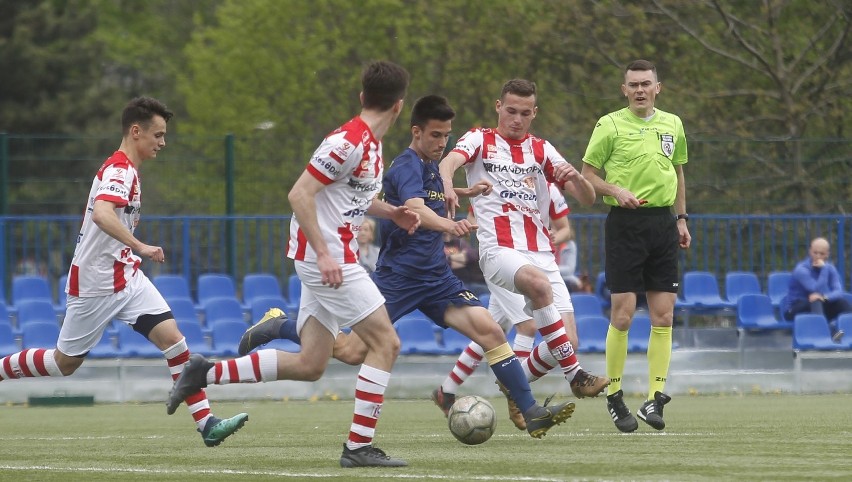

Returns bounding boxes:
[607,389,639,433]
[638,391,672,430]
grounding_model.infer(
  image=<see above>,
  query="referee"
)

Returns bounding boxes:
[581,59,691,433]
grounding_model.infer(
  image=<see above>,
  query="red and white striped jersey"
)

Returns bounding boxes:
[66,150,142,297]
[451,128,570,252]
[287,116,383,263]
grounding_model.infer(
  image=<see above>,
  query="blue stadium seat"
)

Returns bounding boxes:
[202,297,246,326]
[286,274,301,315]
[242,273,283,305]
[571,293,604,319]
[0,303,12,331]
[56,274,68,311]
[153,275,195,303]
[736,294,791,331]
[21,321,60,349]
[0,322,19,355]
[176,320,212,356]
[197,273,238,306]
[725,271,762,304]
[395,315,444,355]
[594,271,611,309]
[168,297,201,325]
[679,271,735,312]
[249,295,289,324]
[209,319,250,357]
[114,323,163,358]
[88,329,120,359]
[793,314,837,351]
[441,328,471,355]
[836,313,852,349]
[767,271,792,307]
[15,299,60,328]
[628,314,651,352]
[12,275,53,305]
[575,315,609,353]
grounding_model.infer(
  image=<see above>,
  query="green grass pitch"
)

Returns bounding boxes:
[1,393,851,481]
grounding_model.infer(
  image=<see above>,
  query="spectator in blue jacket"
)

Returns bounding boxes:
[782,237,851,342]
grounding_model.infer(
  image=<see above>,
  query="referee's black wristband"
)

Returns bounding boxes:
[676,214,689,222]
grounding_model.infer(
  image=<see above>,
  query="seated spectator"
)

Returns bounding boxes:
[781,237,851,342]
[357,217,379,274]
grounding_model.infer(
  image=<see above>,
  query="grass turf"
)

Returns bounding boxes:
[1,393,851,481]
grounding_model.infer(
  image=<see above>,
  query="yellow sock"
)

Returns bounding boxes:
[647,326,673,399]
[605,324,628,396]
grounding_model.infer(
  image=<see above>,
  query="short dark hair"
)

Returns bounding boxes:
[361,60,410,111]
[410,95,455,128]
[121,97,173,134]
[625,59,657,79]
[500,79,537,101]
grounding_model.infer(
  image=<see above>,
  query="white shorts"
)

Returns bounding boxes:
[480,247,573,321]
[59,271,170,357]
[294,261,385,337]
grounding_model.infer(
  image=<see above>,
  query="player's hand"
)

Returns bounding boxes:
[444,181,460,219]
[552,162,579,182]
[448,219,477,237]
[317,253,343,289]
[468,180,493,197]
[391,206,421,235]
[138,244,165,263]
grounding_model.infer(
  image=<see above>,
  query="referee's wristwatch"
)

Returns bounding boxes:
[676,214,689,222]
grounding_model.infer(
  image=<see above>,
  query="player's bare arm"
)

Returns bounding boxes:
[581,162,642,209]
[367,198,421,235]
[288,170,343,288]
[674,164,691,249]
[91,199,164,263]
[549,214,572,245]
[403,198,476,237]
[438,151,467,219]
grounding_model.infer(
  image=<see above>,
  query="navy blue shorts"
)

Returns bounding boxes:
[371,267,483,328]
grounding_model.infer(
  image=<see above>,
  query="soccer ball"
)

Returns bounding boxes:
[447,395,497,445]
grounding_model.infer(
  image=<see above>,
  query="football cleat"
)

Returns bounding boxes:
[238,308,288,356]
[166,353,213,415]
[431,387,456,417]
[495,380,526,430]
[523,398,575,439]
[607,389,639,433]
[569,369,610,398]
[637,391,672,430]
[340,444,407,468]
[200,413,249,447]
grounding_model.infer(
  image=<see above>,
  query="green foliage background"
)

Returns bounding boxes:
[1,0,850,215]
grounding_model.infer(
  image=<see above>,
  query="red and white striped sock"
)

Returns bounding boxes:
[346,364,390,450]
[532,305,579,380]
[440,342,485,394]
[164,338,211,431]
[207,349,278,385]
[523,341,557,382]
[512,333,535,361]
[0,348,62,380]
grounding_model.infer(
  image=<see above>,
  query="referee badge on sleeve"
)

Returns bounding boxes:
[660,134,674,157]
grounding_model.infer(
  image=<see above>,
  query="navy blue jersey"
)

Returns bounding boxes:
[377,148,452,280]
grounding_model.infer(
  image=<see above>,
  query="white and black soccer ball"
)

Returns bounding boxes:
[447,395,497,445]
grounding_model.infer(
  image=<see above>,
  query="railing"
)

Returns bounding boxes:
[2,214,851,299]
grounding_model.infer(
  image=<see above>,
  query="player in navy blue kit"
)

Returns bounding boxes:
[240,94,575,439]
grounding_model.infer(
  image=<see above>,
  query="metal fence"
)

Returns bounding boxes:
[2,133,851,216]
[2,214,851,303]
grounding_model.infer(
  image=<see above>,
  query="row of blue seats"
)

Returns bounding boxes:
[3,273,300,311]
[0,318,301,359]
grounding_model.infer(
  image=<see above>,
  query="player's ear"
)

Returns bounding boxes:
[411,125,421,138]
[656,82,662,94]
[359,92,365,107]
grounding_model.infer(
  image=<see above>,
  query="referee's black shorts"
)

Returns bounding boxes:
[605,206,679,294]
